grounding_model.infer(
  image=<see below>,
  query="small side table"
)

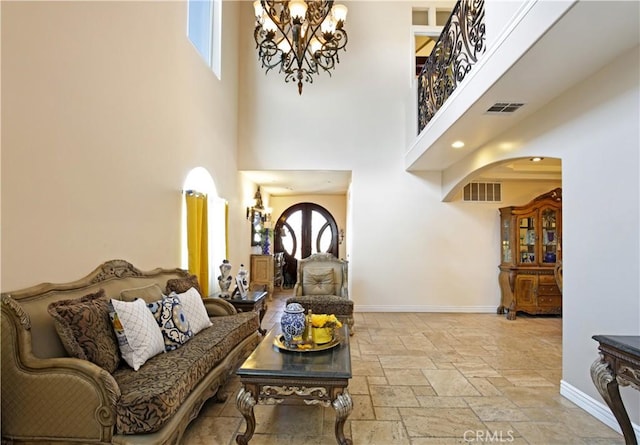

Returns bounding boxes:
[226,291,268,335]
[591,335,640,445]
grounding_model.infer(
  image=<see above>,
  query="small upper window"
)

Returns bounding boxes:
[412,5,452,77]
[187,0,222,79]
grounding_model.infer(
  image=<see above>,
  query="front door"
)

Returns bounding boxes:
[273,203,339,287]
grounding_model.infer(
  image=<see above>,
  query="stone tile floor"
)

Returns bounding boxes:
[183,290,624,445]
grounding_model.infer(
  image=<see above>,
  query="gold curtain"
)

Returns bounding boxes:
[185,192,208,296]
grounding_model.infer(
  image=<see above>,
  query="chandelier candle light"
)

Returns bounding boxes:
[253,0,348,95]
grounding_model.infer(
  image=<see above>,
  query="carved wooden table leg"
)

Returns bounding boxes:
[236,386,257,445]
[333,389,353,445]
[506,301,517,320]
[591,358,638,445]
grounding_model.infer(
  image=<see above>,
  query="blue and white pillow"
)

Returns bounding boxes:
[170,287,212,335]
[110,298,165,371]
[147,295,193,351]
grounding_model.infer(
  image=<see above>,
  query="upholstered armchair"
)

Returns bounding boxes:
[286,253,354,334]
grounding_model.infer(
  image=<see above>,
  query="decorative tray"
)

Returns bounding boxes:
[274,334,342,353]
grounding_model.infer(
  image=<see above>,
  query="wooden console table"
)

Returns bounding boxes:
[591,335,640,445]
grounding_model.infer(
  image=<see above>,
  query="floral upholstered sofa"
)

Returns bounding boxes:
[1,260,260,444]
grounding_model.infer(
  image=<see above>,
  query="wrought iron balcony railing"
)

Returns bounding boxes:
[417,0,486,134]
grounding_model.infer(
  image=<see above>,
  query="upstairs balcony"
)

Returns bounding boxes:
[417,0,486,135]
[406,0,639,187]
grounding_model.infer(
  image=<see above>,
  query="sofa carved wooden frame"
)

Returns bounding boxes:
[1,259,260,445]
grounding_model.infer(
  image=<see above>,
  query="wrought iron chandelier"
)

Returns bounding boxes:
[253,0,348,95]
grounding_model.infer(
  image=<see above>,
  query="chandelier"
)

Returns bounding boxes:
[253,0,348,95]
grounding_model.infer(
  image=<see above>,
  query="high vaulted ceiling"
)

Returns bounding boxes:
[245,1,638,197]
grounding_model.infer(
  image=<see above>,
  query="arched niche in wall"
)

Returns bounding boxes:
[182,167,227,293]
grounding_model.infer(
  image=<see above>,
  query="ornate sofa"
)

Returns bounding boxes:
[1,260,260,444]
[286,253,354,334]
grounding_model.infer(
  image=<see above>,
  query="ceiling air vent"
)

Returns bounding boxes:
[486,102,524,113]
[463,182,502,202]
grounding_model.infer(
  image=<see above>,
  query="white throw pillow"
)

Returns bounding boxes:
[110,298,165,371]
[171,287,212,335]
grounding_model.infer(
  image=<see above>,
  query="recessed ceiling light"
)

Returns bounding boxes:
[452,141,465,149]
[530,157,544,162]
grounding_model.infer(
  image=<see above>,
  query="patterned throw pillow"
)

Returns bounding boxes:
[303,268,335,295]
[120,283,164,303]
[170,287,212,335]
[147,295,193,351]
[48,289,120,373]
[110,298,165,371]
[165,274,201,295]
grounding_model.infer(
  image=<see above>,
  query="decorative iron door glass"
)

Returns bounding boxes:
[280,209,336,260]
[275,202,339,287]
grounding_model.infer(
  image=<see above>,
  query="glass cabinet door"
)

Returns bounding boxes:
[541,208,558,264]
[518,215,536,264]
[501,216,512,263]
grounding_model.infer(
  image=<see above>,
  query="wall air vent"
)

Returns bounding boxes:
[486,102,524,113]
[463,182,502,202]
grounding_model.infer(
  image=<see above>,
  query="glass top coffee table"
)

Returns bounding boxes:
[235,325,353,445]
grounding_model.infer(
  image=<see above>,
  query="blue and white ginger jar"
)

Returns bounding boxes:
[281,303,306,345]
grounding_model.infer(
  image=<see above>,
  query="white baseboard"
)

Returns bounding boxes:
[560,379,640,438]
[354,305,497,313]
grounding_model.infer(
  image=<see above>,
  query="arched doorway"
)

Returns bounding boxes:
[273,203,339,287]
[182,167,227,295]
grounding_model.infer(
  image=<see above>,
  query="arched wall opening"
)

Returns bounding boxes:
[442,156,562,202]
[182,167,227,295]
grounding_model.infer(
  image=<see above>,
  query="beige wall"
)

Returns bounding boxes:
[558,48,639,424]
[1,1,247,290]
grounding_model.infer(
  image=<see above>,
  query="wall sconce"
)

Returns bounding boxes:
[246,186,272,222]
[339,228,345,244]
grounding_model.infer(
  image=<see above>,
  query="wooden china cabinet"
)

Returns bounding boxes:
[497,188,562,320]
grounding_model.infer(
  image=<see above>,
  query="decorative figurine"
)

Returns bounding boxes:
[235,264,249,299]
[217,259,233,299]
